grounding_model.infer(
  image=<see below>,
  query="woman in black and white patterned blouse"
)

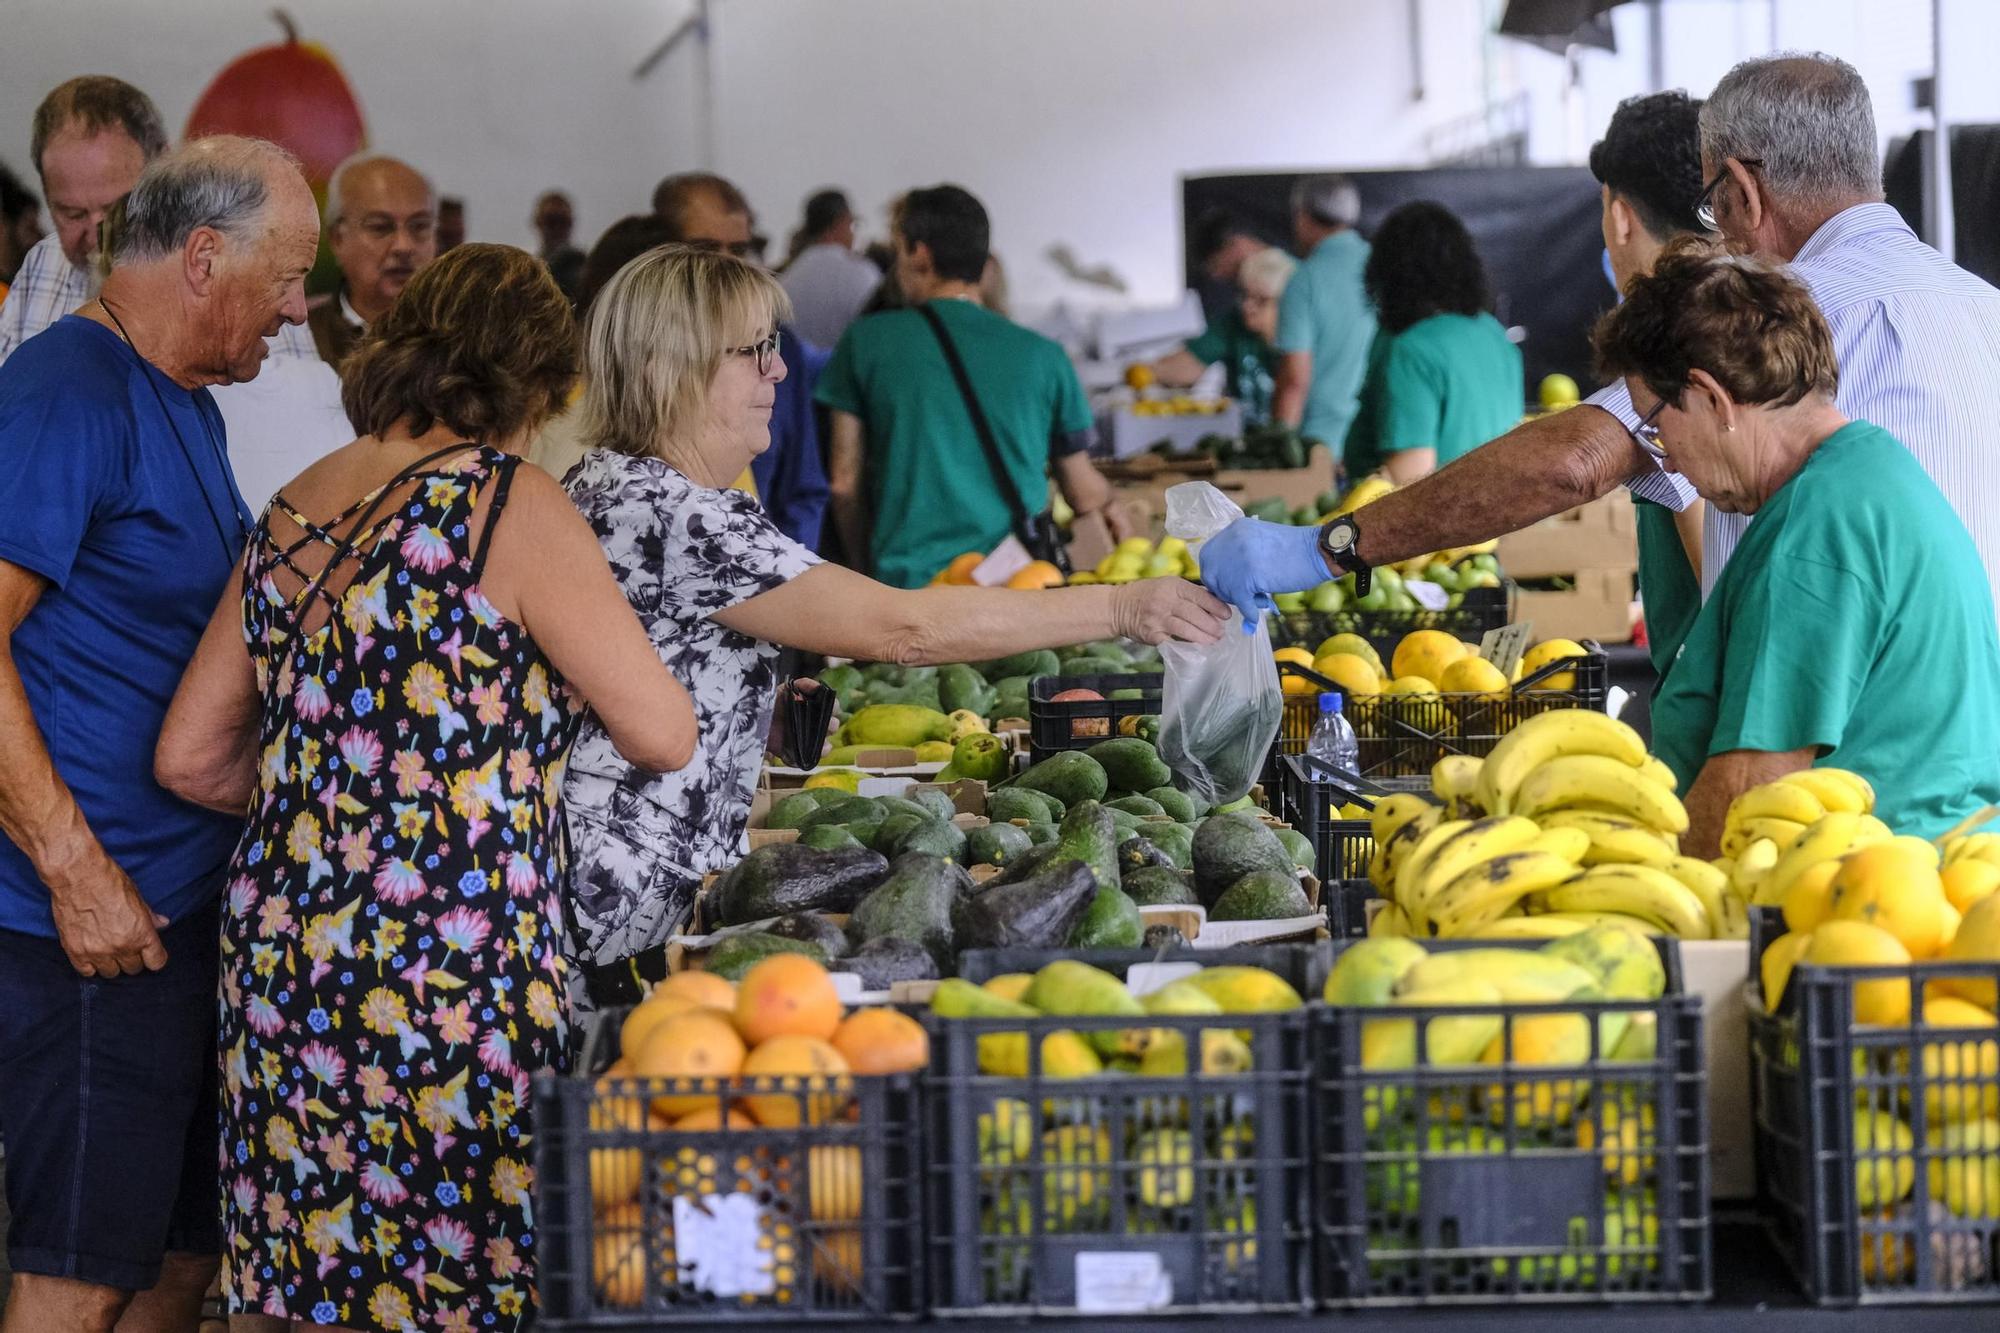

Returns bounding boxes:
[556,244,1227,1005]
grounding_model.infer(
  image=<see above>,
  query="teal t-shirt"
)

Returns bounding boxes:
[1341,312,1522,478]
[1635,498,1701,681]
[1274,230,1375,448]
[1185,308,1279,425]
[816,299,1093,588]
[1651,421,2000,837]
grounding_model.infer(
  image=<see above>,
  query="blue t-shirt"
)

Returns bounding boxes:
[0,316,250,937]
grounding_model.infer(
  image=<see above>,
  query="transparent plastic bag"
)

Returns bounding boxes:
[1157,482,1284,805]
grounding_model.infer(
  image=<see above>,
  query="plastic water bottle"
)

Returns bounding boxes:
[1305,692,1360,774]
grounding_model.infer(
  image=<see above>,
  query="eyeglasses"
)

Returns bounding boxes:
[1631,396,1669,459]
[729,329,783,375]
[688,237,757,260]
[1694,158,1762,232]
[348,213,436,243]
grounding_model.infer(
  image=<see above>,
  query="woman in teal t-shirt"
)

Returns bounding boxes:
[1342,201,1523,483]
[1593,239,2000,853]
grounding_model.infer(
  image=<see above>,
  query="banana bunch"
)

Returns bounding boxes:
[1725,808,1894,909]
[1718,769,1876,858]
[1939,820,2000,869]
[1474,710,1679,827]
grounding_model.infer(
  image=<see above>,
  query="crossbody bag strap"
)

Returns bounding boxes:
[915,302,1035,538]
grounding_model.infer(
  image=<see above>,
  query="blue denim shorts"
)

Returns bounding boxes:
[0,897,221,1290]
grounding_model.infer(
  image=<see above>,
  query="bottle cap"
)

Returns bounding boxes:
[1319,692,1343,713]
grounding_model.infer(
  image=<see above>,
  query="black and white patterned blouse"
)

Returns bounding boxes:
[560,449,819,965]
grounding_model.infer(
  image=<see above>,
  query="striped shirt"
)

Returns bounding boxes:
[1595,203,2000,607]
[0,232,318,366]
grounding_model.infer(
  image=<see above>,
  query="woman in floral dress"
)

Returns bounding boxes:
[156,245,695,1332]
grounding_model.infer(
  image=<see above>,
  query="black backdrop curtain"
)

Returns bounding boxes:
[1885,126,2000,288]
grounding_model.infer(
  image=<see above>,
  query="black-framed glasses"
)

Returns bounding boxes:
[729,329,783,375]
[1631,396,1669,459]
[1694,158,1762,232]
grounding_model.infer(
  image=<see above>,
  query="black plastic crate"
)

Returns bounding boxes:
[1280,754,1431,884]
[1268,583,1513,661]
[1748,907,2000,1304]
[1314,934,1711,1306]
[923,1006,1315,1315]
[1326,881,1379,940]
[957,942,1333,995]
[1027,671,1161,761]
[532,1014,925,1325]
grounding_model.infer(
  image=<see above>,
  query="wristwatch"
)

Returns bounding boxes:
[1318,514,1372,597]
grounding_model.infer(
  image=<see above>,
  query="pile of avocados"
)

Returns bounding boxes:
[701,734,1319,987]
[815,639,1163,726]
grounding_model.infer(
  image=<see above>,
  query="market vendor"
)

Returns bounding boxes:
[1340,201,1522,484]
[559,244,1228,1002]
[1590,239,2000,853]
[1149,245,1295,425]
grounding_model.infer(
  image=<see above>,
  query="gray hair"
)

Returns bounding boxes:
[1239,245,1297,298]
[326,152,436,224]
[1701,52,1882,211]
[1291,173,1360,229]
[111,136,299,266]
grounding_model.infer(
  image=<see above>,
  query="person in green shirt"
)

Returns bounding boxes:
[818,184,1126,587]
[1151,246,1294,425]
[1341,201,1522,483]
[1273,173,1375,449]
[1593,240,2000,851]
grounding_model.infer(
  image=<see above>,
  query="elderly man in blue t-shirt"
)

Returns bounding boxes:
[0,135,317,1333]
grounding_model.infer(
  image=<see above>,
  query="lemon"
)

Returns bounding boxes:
[1313,632,1383,674]
[1439,656,1509,698]
[1520,638,1588,691]
[1313,652,1381,698]
[1390,630,1468,687]
[1539,373,1580,409]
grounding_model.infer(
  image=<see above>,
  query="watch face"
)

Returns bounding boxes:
[1325,523,1353,553]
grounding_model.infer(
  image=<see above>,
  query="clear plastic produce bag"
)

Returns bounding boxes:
[1157,482,1284,805]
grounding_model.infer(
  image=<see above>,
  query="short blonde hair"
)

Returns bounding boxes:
[1239,246,1296,300]
[577,244,792,459]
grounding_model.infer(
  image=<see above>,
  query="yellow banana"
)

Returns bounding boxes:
[1530,909,1667,936]
[1731,837,1781,902]
[1428,850,1589,937]
[1475,710,1648,816]
[1510,755,1689,835]
[1525,826,1591,862]
[1378,805,1446,897]
[1459,915,1593,940]
[1720,816,1809,858]
[1755,811,1882,908]
[1410,816,1545,919]
[1538,810,1678,866]
[1775,768,1871,815]
[1726,781,1826,831]
[1662,856,1731,940]
[1370,792,1441,847]
[1716,888,1750,940]
[1430,755,1486,817]
[1944,832,2000,868]
[1541,866,1711,938]
[1369,902,1413,938]
[1639,756,1679,792]
[1395,818,1472,916]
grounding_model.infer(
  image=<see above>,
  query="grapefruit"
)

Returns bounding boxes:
[621,992,722,1061]
[830,1007,930,1075]
[1005,561,1065,590]
[736,954,843,1046]
[1390,630,1467,687]
[635,1011,747,1118]
[740,1036,853,1127]
[1805,921,1914,1026]
[652,971,738,1010]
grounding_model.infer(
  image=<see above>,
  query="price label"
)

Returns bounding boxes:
[972,535,1033,587]
[1404,578,1450,611]
[673,1194,776,1298]
[1479,622,1536,679]
[1075,1251,1173,1313]
[1124,961,1202,997]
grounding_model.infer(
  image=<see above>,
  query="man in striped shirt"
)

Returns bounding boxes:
[1202,53,2000,667]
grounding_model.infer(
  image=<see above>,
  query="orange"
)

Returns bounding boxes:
[1390,630,1467,687]
[735,954,844,1046]
[1827,841,1950,958]
[1805,920,1914,1026]
[740,1035,853,1127]
[937,552,985,585]
[620,992,723,1061]
[593,1202,647,1307]
[1005,560,1064,591]
[674,1103,758,1131]
[634,1011,748,1118]
[1943,860,2000,916]
[652,971,738,1010]
[830,1007,930,1075]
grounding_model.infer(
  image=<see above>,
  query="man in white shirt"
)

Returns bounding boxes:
[306,154,437,369]
[779,189,880,350]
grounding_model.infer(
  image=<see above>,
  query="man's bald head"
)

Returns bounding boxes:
[327,153,438,322]
[653,172,753,256]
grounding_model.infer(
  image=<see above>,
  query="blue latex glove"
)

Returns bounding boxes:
[1197,517,1330,633]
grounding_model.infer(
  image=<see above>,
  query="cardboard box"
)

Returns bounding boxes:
[1680,940,1754,1200]
[1213,444,1335,514]
[1495,489,1639,580]
[762,750,948,790]
[1511,568,1636,644]
[1103,402,1243,460]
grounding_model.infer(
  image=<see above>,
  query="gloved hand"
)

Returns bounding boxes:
[1196,517,1330,633]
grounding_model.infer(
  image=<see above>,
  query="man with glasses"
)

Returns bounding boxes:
[1202,52,2000,663]
[307,153,438,368]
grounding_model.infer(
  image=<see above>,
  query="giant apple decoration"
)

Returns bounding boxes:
[185,10,367,293]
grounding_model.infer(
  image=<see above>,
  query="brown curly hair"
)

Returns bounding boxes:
[341,243,578,443]
[1591,234,1838,410]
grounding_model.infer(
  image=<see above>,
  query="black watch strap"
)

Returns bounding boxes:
[1320,518,1373,597]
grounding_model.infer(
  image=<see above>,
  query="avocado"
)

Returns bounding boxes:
[1131,821,1195,870]
[967,823,1033,868]
[1210,869,1313,921]
[796,824,865,853]
[987,788,1055,826]
[1118,835,1175,874]
[1122,865,1199,907]
[870,809,928,854]
[876,795,937,822]
[846,852,968,970]
[1087,738,1172,793]
[714,843,892,926]
[1145,786,1200,823]
[1014,751,1107,807]
[939,663,998,717]
[894,817,969,864]
[979,649,1060,680]
[759,911,851,959]
[1192,812,1297,907]
[1052,800,1122,894]
[1106,795,1166,819]
[909,787,958,823]
[817,664,864,694]
[953,858,1098,952]
[1067,640,1133,667]
[985,840,1061,888]
[1273,827,1317,874]
[1021,821,1061,846]
[1059,655,1126,677]
[798,796,888,848]
[1105,807,1143,835]
[767,789,838,830]
[838,936,940,990]
[1067,886,1143,949]
[1143,924,1188,950]
[1108,688,1149,701]
[704,931,829,981]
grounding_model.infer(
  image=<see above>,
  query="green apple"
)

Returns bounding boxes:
[1272,590,1308,613]
[1307,580,1347,613]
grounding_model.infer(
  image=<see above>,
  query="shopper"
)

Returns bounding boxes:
[1342,200,1522,484]
[1592,240,2000,850]
[0,136,316,1333]
[1151,244,1294,426]
[1272,173,1376,449]
[533,187,586,303]
[308,153,439,368]
[155,243,695,1331]
[560,245,1226,995]
[779,187,880,349]
[820,184,1126,586]
[0,161,42,290]
[1200,54,2000,640]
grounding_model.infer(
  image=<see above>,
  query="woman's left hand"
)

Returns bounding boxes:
[1111,577,1229,646]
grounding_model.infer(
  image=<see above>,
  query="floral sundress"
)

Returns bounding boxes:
[217,444,580,1331]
